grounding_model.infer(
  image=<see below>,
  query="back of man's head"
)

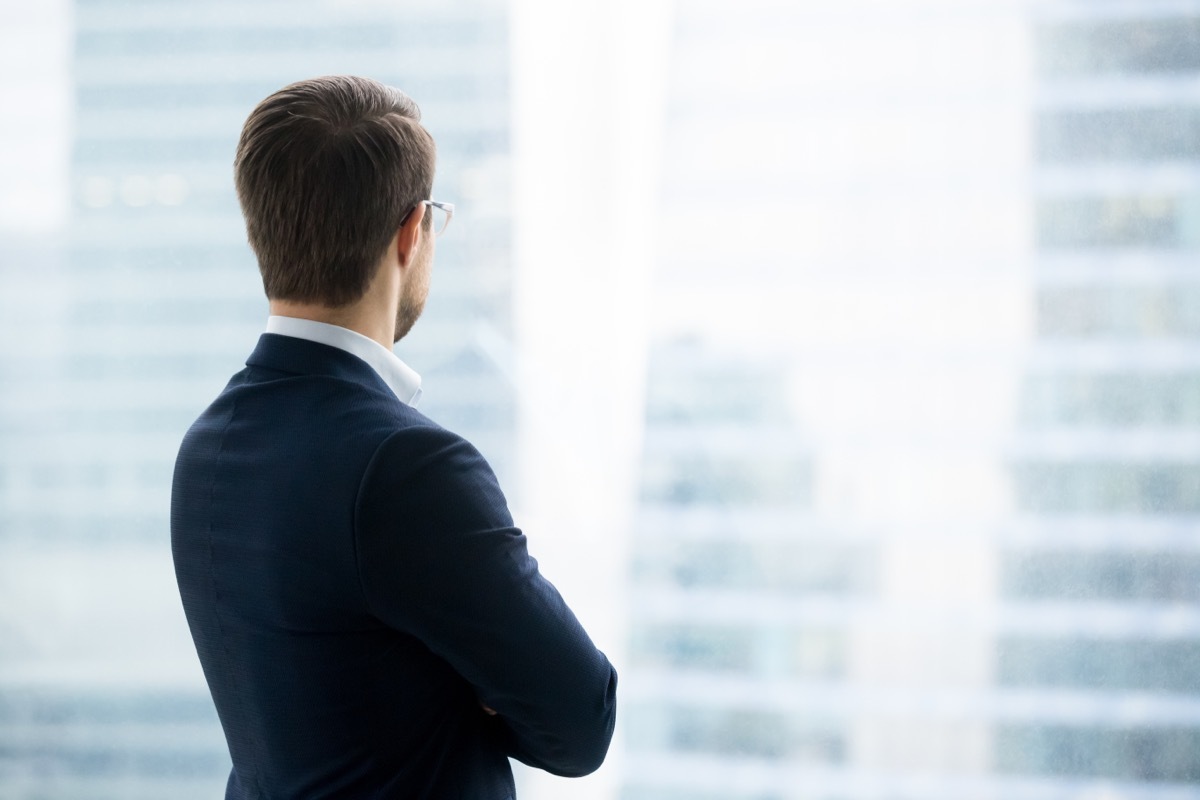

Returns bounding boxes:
[234,75,436,307]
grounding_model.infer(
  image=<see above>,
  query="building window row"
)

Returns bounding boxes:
[632,539,872,595]
[1038,107,1200,163]
[1036,284,1200,338]
[1035,17,1200,77]
[1010,461,1200,513]
[627,703,844,762]
[1036,195,1185,249]
[1003,550,1200,603]
[998,636,1200,693]
[1019,371,1200,427]
[639,455,812,506]
[630,623,845,678]
[996,724,1200,782]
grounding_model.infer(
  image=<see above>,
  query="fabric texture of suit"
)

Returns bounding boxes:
[171,333,617,799]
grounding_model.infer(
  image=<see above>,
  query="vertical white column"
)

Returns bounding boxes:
[0,0,72,236]
[510,1,673,797]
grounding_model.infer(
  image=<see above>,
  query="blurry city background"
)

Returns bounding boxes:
[1,0,1198,798]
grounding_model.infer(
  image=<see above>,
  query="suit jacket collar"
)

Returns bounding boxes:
[246,333,400,401]
[264,316,422,405]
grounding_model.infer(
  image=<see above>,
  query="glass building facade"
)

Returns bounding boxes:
[623,1,1200,798]
[2,1,1199,799]
[998,2,1200,788]
[0,1,513,796]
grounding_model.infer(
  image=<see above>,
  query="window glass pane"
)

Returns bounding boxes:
[1019,371,1200,426]
[1,1,514,796]
[999,637,1200,692]
[1035,17,1200,76]
[1002,550,1200,602]
[1011,462,1200,513]
[1036,195,1181,248]
[1038,107,1200,162]
[995,726,1200,782]
[5,1,1200,798]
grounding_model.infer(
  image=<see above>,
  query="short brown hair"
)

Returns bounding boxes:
[234,75,436,306]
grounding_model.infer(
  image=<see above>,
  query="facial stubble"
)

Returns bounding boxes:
[393,232,433,343]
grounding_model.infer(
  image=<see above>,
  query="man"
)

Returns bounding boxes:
[171,75,617,799]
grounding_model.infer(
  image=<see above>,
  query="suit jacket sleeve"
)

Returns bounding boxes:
[354,424,618,777]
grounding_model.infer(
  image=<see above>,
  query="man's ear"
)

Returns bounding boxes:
[395,203,426,268]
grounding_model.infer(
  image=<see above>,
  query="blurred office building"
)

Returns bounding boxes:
[623,2,1200,799]
[3,1,1200,799]
[0,1,515,797]
[999,4,1200,787]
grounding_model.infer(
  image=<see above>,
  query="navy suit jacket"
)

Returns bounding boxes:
[171,333,617,799]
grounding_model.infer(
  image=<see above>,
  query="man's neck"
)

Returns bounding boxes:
[269,299,394,350]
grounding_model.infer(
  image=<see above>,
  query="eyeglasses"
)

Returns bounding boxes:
[421,200,454,237]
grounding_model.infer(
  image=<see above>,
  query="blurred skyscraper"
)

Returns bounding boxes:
[623,2,1200,799]
[999,2,1200,787]
[0,1,514,796]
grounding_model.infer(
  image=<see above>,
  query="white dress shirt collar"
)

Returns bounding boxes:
[266,315,423,407]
